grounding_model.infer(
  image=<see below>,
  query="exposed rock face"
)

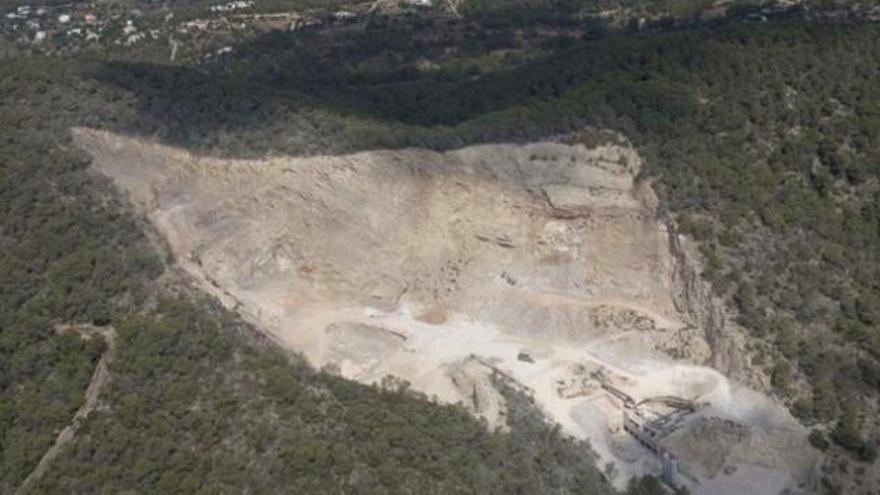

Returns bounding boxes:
[667,228,765,389]
[74,127,692,354]
[75,127,815,495]
[447,357,507,429]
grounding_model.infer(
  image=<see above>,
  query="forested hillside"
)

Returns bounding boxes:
[2,1,880,493]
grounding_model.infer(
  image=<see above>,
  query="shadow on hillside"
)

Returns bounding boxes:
[89,15,718,155]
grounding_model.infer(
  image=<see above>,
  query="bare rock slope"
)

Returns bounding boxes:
[75,128,817,494]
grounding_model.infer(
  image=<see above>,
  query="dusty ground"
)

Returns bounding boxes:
[75,127,818,494]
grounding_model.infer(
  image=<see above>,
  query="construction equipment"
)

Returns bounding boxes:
[588,367,697,491]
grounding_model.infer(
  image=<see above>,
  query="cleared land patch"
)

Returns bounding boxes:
[75,127,817,494]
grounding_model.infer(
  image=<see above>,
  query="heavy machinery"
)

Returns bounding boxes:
[590,368,698,490]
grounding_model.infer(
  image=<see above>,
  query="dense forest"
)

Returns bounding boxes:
[2,1,880,493]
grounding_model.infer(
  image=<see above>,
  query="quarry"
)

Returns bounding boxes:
[74,127,819,495]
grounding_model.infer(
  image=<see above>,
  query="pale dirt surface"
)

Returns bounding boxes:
[75,128,819,494]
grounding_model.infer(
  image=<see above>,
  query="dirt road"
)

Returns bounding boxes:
[16,326,116,494]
